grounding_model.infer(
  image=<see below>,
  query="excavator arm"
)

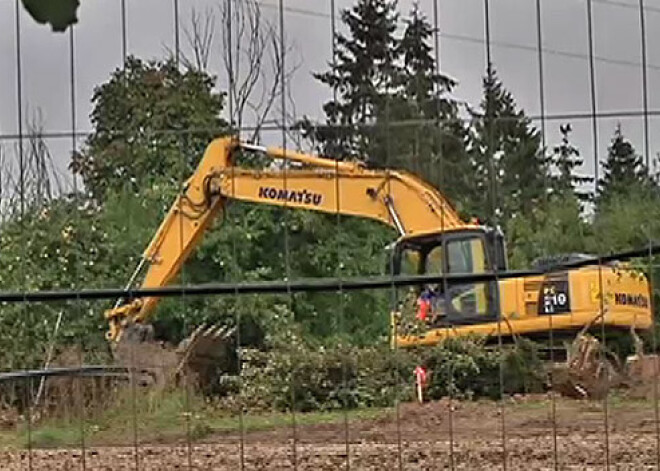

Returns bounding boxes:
[105,136,476,342]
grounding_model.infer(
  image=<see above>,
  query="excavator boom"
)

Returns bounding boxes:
[105,136,477,341]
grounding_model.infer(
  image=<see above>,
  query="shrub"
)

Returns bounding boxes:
[238,335,417,412]
[422,336,546,400]
[235,334,546,411]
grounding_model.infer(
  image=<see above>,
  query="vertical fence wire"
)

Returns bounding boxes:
[587,2,611,468]
[586,0,599,192]
[483,0,508,469]
[13,1,32,469]
[387,65,404,471]
[120,0,127,61]
[327,0,351,467]
[597,256,611,470]
[170,1,196,468]
[116,2,140,468]
[373,10,403,466]
[432,1,455,468]
[68,21,88,470]
[224,1,246,468]
[276,1,298,468]
[639,0,650,169]
[641,0,656,466]
[535,1,559,468]
[372,17,403,463]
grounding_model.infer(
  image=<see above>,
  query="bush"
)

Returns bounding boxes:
[235,334,546,412]
[422,336,546,400]
[238,335,416,412]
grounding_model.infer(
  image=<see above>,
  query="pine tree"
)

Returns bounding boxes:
[466,65,550,226]
[398,3,455,117]
[551,123,593,204]
[387,2,471,207]
[597,123,650,208]
[302,0,401,162]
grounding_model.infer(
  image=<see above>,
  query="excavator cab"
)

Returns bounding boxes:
[391,226,506,328]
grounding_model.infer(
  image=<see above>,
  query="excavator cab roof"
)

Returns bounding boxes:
[396,225,487,244]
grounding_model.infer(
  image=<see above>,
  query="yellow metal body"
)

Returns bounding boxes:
[105,135,653,347]
[394,264,653,348]
[105,136,474,341]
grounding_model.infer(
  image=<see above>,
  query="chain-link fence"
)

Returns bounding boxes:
[1,0,660,469]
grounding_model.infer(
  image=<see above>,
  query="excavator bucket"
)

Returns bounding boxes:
[551,333,622,399]
[550,323,659,400]
[175,324,237,392]
[112,322,236,392]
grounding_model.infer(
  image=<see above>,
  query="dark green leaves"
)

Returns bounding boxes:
[71,56,227,202]
[22,0,79,32]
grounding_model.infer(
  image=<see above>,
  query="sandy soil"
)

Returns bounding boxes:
[2,397,660,470]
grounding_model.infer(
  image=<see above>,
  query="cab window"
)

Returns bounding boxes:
[426,245,444,274]
[444,237,490,317]
[446,238,486,274]
[400,248,420,275]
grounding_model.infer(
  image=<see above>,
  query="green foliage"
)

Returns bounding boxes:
[302,0,472,216]
[467,65,550,227]
[506,194,592,269]
[0,189,168,367]
[71,56,228,202]
[377,4,472,209]
[590,184,660,253]
[21,0,79,32]
[550,123,593,204]
[237,334,546,411]
[597,124,654,210]
[309,0,401,161]
[239,336,415,412]
[422,336,546,400]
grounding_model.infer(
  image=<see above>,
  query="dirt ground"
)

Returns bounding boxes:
[2,396,660,470]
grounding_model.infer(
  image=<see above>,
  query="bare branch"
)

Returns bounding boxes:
[0,109,66,218]
[162,6,216,72]
[219,0,299,143]
[183,6,216,72]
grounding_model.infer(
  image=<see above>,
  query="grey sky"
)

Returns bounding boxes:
[1,0,660,194]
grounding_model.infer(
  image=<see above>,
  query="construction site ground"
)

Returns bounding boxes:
[1,394,660,470]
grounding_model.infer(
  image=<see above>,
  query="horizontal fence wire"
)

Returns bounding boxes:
[3,107,660,141]
[0,366,141,382]
[0,244,656,303]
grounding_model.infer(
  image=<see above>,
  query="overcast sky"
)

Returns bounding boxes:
[1,0,659,195]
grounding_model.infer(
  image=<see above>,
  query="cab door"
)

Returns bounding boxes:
[438,233,500,325]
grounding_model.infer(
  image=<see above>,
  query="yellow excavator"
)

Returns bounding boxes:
[104,136,653,361]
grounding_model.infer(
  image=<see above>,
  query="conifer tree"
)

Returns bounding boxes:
[308,0,401,162]
[597,123,651,207]
[398,2,455,117]
[467,65,549,226]
[301,1,471,209]
[381,2,471,208]
[551,123,593,204]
